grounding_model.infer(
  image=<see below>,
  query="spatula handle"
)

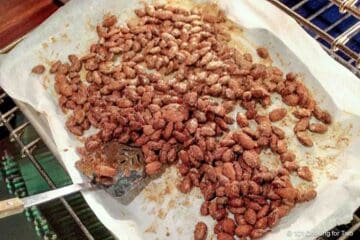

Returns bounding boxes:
[0,197,24,219]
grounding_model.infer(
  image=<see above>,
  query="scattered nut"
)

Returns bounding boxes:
[32,64,45,74]
[309,123,328,133]
[297,166,313,181]
[269,108,287,122]
[296,131,313,147]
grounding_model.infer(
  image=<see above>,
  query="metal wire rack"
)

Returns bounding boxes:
[0,0,359,239]
[269,0,360,77]
[0,93,96,240]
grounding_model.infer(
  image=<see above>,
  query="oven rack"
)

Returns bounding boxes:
[269,0,360,77]
[0,93,97,240]
[0,0,358,239]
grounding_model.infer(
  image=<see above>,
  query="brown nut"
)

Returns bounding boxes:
[145,161,162,175]
[296,131,313,147]
[242,150,260,168]
[194,222,207,240]
[236,112,249,127]
[280,151,296,162]
[294,117,309,132]
[293,108,311,118]
[178,176,192,193]
[95,165,117,178]
[313,106,332,124]
[297,189,317,202]
[217,232,234,240]
[250,229,269,239]
[272,126,285,139]
[275,187,298,201]
[256,47,269,59]
[222,218,236,235]
[269,108,287,122]
[233,131,257,150]
[200,201,209,216]
[283,94,299,106]
[297,166,313,181]
[309,123,328,133]
[32,64,45,74]
[235,224,253,238]
[244,208,257,225]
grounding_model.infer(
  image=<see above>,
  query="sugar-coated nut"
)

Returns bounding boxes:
[309,123,328,133]
[233,131,257,150]
[313,106,332,124]
[194,222,207,240]
[297,166,313,181]
[293,108,311,118]
[95,165,117,177]
[272,126,285,139]
[256,47,269,59]
[244,208,257,225]
[32,64,45,74]
[280,151,296,162]
[275,187,298,201]
[296,131,313,147]
[269,108,287,122]
[251,229,269,239]
[145,161,162,175]
[297,189,317,202]
[283,94,299,106]
[236,112,249,127]
[178,176,192,193]
[283,161,299,171]
[294,117,309,132]
[242,150,260,168]
[235,224,253,237]
[217,232,234,240]
[222,218,236,235]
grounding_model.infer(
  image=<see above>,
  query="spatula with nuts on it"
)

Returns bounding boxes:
[0,141,145,219]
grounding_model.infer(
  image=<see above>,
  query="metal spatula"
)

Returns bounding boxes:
[0,142,145,219]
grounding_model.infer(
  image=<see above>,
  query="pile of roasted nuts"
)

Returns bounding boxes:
[33,3,332,240]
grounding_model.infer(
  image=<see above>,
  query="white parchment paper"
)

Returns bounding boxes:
[1,0,360,239]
